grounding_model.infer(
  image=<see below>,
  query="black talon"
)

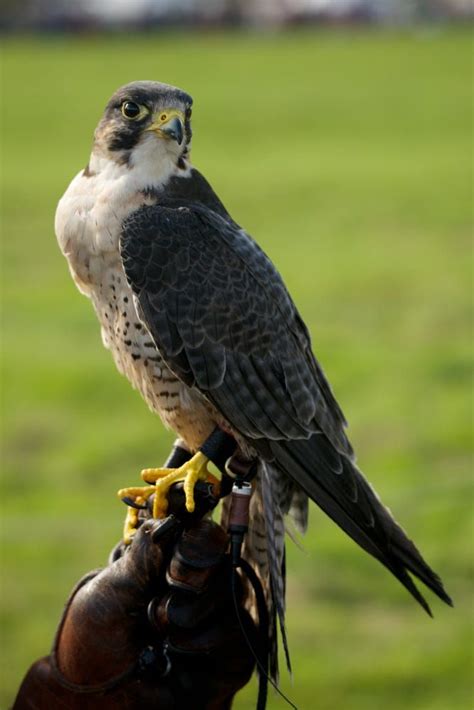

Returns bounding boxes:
[122,496,148,510]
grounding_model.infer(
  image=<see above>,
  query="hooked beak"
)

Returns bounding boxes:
[147,110,184,146]
[160,115,184,145]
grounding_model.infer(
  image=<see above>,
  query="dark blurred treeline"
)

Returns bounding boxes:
[0,0,472,31]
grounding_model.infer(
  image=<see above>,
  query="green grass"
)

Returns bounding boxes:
[1,27,472,709]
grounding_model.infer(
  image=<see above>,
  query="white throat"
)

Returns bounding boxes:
[90,131,188,189]
[55,134,191,291]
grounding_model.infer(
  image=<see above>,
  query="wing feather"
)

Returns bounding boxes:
[120,202,349,450]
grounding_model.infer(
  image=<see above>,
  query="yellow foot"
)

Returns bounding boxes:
[142,451,220,518]
[117,452,220,544]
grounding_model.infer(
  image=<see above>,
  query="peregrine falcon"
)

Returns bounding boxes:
[55,81,451,667]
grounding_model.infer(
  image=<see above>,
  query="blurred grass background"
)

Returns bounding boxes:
[1,27,472,709]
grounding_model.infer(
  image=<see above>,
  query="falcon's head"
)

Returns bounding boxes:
[92,81,193,172]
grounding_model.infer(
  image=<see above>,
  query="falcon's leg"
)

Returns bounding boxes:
[117,452,220,543]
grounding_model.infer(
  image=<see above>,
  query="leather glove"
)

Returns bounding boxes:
[13,516,256,709]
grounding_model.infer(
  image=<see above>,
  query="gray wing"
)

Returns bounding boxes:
[120,201,352,455]
[121,201,452,614]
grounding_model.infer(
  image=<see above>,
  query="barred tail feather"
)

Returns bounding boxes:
[260,461,292,677]
[288,487,309,534]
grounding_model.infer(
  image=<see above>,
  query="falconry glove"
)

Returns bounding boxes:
[13,517,256,710]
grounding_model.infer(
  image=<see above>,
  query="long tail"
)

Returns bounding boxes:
[267,433,452,615]
[221,465,292,682]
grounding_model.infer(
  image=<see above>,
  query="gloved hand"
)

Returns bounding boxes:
[13,516,256,709]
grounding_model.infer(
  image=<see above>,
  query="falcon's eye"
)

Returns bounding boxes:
[121,101,146,120]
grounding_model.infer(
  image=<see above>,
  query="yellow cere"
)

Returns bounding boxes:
[147,108,185,133]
